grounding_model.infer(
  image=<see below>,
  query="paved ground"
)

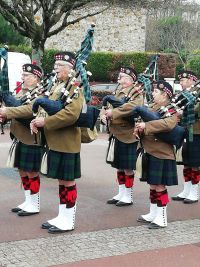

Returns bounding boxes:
[0,130,199,266]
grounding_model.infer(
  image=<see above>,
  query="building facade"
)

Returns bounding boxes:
[45,2,146,52]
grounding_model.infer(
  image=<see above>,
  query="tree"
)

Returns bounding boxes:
[0,0,111,65]
[0,0,173,65]
[145,0,200,69]
[0,15,27,45]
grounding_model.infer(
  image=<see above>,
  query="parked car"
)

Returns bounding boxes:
[90,83,118,108]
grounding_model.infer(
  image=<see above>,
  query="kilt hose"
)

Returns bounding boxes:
[14,142,42,172]
[109,137,138,170]
[182,134,200,167]
[47,150,81,181]
[146,153,178,186]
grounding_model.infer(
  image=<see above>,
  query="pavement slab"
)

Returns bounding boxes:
[0,219,199,266]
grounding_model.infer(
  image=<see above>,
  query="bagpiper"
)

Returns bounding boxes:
[101,66,144,206]
[136,81,178,228]
[30,52,84,233]
[0,63,43,216]
[172,71,200,203]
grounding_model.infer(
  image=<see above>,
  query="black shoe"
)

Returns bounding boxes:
[171,196,185,201]
[115,201,133,207]
[17,210,39,216]
[41,222,53,229]
[183,198,198,204]
[11,207,22,213]
[137,216,151,223]
[48,226,74,234]
[148,223,165,229]
[107,199,119,204]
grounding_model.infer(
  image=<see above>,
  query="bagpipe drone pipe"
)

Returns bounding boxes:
[32,24,100,130]
[131,84,200,148]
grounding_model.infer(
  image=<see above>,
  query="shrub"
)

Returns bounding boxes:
[1,45,177,81]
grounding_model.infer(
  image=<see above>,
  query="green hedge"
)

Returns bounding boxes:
[187,51,200,77]
[2,44,183,81]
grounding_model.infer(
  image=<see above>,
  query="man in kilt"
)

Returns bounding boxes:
[172,71,200,203]
[102,67,144,206]
[30,52,84,234]
[135,81,178,229]
[0,63,43,216]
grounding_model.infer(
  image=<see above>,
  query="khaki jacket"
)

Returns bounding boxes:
[141,106,177,160]
[5,89,39,145]
[43,82,84,153]
[5,82,84,152]
[110,85,144,143]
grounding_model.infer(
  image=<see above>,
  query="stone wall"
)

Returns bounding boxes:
[45,2,146,52]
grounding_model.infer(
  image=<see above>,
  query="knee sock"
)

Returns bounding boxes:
[149,189,157,204]
[125,174,134,188]
[21,176,30,190]
[117,171,125,185]
[183,167,192,182]
[156,190,169,207]
[191,170,200,185]
[59,184,77,208]
[29,175,40,194]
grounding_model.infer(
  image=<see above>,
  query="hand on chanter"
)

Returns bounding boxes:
[100,114,107,125]
[105,109,113,119]
[133,122,145,139]
[30,118,45,134]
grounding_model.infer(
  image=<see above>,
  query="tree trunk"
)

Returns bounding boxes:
[31,41,45,67]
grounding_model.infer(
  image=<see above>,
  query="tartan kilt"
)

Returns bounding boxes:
[146,153,178,186]
[14,142,42,172]
[109,137,138,170]
[47,150,81,181]
[182,134,200,167]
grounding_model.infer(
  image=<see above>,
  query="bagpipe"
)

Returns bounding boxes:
[32,24,100,131]
[102,83,144,109]
[2,71,57,107]
[1,64,57,129]
[131,83,200,148]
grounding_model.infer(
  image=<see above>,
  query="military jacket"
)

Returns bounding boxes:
[5,88,39,145]
[109,85,144,143]
[43,81,84,153]
[141,105,177,160]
